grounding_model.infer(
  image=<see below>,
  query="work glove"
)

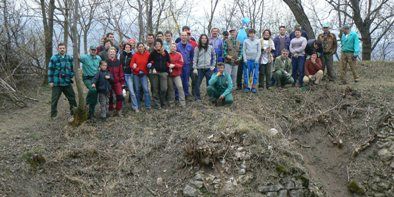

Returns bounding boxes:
[193,69,198,75]
[147,63,152,69]
[352,55,358,61]
[210,66,215,71]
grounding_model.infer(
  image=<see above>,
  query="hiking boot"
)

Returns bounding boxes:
[251,88,257,93]
[244,88,250,93]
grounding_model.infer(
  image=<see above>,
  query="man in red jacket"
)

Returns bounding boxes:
[168,43,186,107]
[303,52,323,85]
[106,47,125,116]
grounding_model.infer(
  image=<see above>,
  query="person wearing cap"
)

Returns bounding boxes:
[289,28,307,87]
[242,28,261,93]
[339,24,360,84]
[273,49,294,88]
[222,31,229,41]
[273,26,291,58]
[79,45,102,119]
[223,28,242,90]
[289,24,309,41]
[303,52,323,85]
[210,27,224,63]
[317,22,338,81]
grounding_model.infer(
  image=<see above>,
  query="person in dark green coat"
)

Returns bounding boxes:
[79,45,101,119]
[207,63,233,105]
[273,49,294,88]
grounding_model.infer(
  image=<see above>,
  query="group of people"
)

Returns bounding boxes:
[48,19,360,121]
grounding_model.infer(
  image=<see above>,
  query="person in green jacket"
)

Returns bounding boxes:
[273,49,294,88]
[207,63,233,106]
[340,24,360,84]
[79,45,102,119]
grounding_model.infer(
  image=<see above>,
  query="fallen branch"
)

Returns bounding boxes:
[352,134,377,158]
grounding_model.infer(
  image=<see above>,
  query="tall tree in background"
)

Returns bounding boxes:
[40,0,55,84]
[325,0,394,60]
[282,0,315,38]
[207,0,219,33]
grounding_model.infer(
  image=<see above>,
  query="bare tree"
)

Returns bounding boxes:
[206,0,220,33]
[79,0,102,53]
[236,0,265,35]
[325,0,394,60]
[39,0,55,84]
[282,0,315,38]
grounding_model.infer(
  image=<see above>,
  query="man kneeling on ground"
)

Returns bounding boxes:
[273,49,294,88]
[303,52,323,85]
[207,63,233,106]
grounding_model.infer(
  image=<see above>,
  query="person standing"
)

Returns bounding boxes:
[207,63,233,106]
[289,28,307,87]
[209,27,224,63]
[96,32,119,54]
[120,43,138,112]
[223,28,242,89]
[176,32,194,100]
[193,34,216,101]
[98,39,113,62]
[79,45,101,119]
[318,22,338,81]
[130,42,151,110]
[273,49,294,88]
[92,61,113,121]
[242,29,261,93]
[305,39,323,58]
[273,26,291,58]
[48,43,77,119]
[289,24,309,41]
[148,39,171,109]
[163,31,173,52]
[146,33,155,53]
[168,43,186,107]
[106,47,125,116]
[259,29,275,89]
[339,24,360,84]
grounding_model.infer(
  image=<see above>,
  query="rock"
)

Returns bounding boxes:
[183,184,199,197]
[289,189,302,197]
[378,149,392,161]
[373,193,385,197]
[285,180,295,190]
[266,192,278,197]
[268,128,279,136]
[258,184,283,193]
[194,172,203,181]
[278,190,288,197]
[237,174,253,184]
[190,180,203,189]
[222,178,237,194]
[156,177,163,186]
[239,168,246,175]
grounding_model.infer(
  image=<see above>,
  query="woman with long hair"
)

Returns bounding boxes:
[130,42,151,110]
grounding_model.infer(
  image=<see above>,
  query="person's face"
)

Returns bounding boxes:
[130,42,136,48]
[248,33,255,39]
[323,27,329,33]
[90,49,96,55]
[218,65,225,73]
[343,28,350,34]
[109,49,116,58]
[295,31,301,38]
[311,54,317,60]
[263,31,270,38]
[125,44,131,52]
[211,28,219,37]
[147,36,154,44]
[108,34,115,41]
[230,30,237,38]
[165,34,172,42]
[104,42,112,49]
[279,27,286,35]
[281,51,289,58]
[58,45,66,55]
[155,42,162,50]
[181,32,188,42]
[156,34,163,40]
[201,36,208,44]
[224,35,229,39]
[137,44,145,53]
[170,44,177,52]
[100,63,108,70]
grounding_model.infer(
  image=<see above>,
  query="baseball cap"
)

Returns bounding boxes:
[322,22,330,28]
[89,45,97,50]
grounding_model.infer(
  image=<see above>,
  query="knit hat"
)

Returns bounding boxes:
[343,24,351,29]
[322,22,330,28]
[89,45,97,50]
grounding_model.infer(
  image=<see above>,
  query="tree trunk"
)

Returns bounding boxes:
[282,0,315,38]
[146,0,153,34]
[40,0,55,85]
[360,31,371,61]
[137,0,144,41]
[83,30,88,54]
[63,0,69,47]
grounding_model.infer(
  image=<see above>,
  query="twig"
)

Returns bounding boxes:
[352,133,377,158]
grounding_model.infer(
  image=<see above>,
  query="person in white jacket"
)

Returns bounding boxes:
[242,29,261,93]
[259,29,275,89]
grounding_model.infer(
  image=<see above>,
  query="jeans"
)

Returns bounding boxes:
[224,63,238,90]
[291,56,306,86]
[98,92,109,118]
[124,74,138,110]
[133,74,151,109]
[195,68,213,100]
[243,60,259,88]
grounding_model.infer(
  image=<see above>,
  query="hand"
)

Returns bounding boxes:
[311,59,316,64]
[193,69,198,75]
[308,75,312,79]
[92,84,96,88]
[352,55,358,61]
[147,63,152,69]
[49,83,54,88]
[217,71,222,76]
[133,63,137,69]
[226,55,233,60]
[152,68,157,74]
[105,75,110,79]
[169,64,175,69]
[219,95,224,100]
[210,66,215,71]
[255,59,259,64]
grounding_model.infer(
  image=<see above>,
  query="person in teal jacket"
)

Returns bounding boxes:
[340,24,360,84]
[207,63,233,106]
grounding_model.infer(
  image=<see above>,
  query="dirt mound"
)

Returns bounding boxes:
[0,62,393,196]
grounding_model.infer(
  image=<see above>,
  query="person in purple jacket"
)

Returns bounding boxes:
[209,27,224,64]
[176,31,194,100]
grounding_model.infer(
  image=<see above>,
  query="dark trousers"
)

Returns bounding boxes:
[259,63,272,88]
[291,56,305,86]
[83,77,98,116]
[195,68,213,100]
[51,85,77,117]
[236,60,244,89]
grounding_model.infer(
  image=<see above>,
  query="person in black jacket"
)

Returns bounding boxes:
[148,39,171,109]
[120,43,138,112]
[305,39,323,58]
[92,61,113,120]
